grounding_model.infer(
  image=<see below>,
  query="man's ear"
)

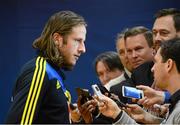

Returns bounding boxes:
[52,32,63,47]
[151,47,156,56]
[166,59,174,73]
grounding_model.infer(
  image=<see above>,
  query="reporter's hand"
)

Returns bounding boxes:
[77,95,97,123]
[152,104,169,117]
[136,85,164,107]
[69,103,82,123]
[126,104,162,124]
[125,104,146,123]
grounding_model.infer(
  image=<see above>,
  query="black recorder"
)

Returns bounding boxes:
[76,87,99,117]
[76,88,93,105]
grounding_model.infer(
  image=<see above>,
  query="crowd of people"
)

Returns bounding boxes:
[5,8,180,124]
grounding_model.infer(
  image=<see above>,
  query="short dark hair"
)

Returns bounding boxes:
[94,51,124,74]
[160,38,180,73]
[155,8,180,32]
[124,26,153,47]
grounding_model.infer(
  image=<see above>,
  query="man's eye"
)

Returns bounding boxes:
[119,50,123,54]
[74,39,81,43]
[97,73,102,77]
[153,31,157,36]
[127,50,132,54]
[135,47,143,51]
[160,32,169,36]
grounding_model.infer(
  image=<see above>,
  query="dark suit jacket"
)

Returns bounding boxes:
[110,61,154,103]
[110,72,133,104]
[131,61,154,87]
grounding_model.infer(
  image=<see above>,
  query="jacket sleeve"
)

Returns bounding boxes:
[114,110,164,124]
[5,57,48,124]
[114,111,138,124]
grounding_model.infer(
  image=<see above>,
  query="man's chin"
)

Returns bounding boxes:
[133,63,141,69]
[62,64,75,71]
[133,65,138,69]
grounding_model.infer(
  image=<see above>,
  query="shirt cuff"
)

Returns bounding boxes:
[163,91,171,103]
[113,110,123,123]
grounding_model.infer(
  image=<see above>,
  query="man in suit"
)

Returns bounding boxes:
[111,26,154,100]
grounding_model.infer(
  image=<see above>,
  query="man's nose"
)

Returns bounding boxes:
[153,39,162,51]
[132,50,137,58]
[78,42,86,54]
[154,33,162,42]
[103,74,110,84]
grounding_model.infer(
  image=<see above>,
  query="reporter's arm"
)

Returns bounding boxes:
[77,95,97,123]
[125,104,163,124]
[115,105,163,124]
[98,94,163,124]
[97,95,137,124]
[114,110,137,124]
[137,85,165,107]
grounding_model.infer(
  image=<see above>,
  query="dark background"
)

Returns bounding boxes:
[0,0,179,122]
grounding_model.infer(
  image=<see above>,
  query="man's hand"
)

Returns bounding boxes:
[136,85,164,107]
[125,104,162,124]
[69,103,82,123]
[77,95,97,123]
[125,104,146,123]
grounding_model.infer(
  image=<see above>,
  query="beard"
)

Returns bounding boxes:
[54,38,76,71]
[60,52,75,71]
[53,51,75,71]
[61,61,74,71]
[53,54,74,71]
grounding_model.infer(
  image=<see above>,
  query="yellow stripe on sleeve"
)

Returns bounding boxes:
[21,57,46,125]
[24,57,44,124]
[21,56,41,125]
[29,60,46,124]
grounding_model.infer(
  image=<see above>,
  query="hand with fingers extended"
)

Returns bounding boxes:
[125,104,163,124]
[152,104,169,117]
[77,95,97,123]
[136,85,165,107]
[125,104,147,123]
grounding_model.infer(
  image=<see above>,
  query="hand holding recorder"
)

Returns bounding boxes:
[76,87,98,123]
[122,86,144,99]
[92,84,128,108]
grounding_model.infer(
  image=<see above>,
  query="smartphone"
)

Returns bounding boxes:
[122,86,144,99]
[91,84,103,97]
[76,88,93,105]
[98,84,112,97]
